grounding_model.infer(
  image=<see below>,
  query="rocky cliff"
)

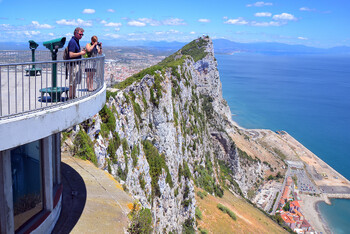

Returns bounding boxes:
[64,36,271,233]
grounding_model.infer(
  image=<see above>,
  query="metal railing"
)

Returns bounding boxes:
[0,54,105,120]
[0,50,58,64]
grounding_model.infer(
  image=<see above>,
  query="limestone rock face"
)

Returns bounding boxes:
[67,36,264,233]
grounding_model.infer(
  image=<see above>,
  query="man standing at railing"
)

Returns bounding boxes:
[67,27,86,99]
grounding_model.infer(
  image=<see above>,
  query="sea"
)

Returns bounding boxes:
[215,53,350,234]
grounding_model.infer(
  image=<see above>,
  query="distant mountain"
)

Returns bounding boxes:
[2,39,350,55]
[212,39,350,55]
[141,39,350,55]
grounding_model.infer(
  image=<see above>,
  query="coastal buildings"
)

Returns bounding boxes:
[0,49,106,233]
[277,174,314,233]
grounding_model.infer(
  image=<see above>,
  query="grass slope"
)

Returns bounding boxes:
[195,188,286,233]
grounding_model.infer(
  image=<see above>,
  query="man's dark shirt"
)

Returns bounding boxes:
[67,36,81,59]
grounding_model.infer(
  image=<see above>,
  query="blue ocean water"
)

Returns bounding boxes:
[318,199,350,234]
[215,53,350,233]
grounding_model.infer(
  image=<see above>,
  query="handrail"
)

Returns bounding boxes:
[0,54,105,120]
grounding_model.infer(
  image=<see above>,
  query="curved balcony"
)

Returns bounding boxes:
[0,51,106,151]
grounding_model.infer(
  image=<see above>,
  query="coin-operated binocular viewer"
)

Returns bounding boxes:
[26,40,42,76]
[39,37,68,102]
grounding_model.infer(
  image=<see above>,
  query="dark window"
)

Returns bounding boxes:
[11,140,43,230]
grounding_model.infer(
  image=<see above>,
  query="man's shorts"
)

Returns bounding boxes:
[69,63,82,85]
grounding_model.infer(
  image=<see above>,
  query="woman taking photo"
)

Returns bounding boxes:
[85,35,102,91]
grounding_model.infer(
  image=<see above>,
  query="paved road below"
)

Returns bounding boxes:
[53,152,133,233]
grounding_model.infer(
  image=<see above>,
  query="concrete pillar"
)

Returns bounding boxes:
[42,136,53,211]
[55,133,61,185]
[0,150,14,233]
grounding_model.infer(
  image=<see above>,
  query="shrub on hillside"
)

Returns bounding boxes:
[73,129,97,166]
[128,207,153,234]
[217,203,237,221]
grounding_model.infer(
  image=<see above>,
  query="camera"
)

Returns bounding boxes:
[97,42,102,47]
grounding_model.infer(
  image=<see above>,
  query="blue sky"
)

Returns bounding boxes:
[1,0,349,48]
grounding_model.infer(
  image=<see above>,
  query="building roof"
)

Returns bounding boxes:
[301,219,311,228]
[281,212,296,224]
[290,200,300,208]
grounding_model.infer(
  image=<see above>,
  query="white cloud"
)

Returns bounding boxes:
[139,18,160,26]
[162,18,186,26]
[105,33,120,39]
[128,20,146,27]
[251,21,284,27]
[114,28,120,31]
[32,21,53,29]
[126,18,186,27]
[48,33,54,36]
[100,20,107,24]
[254,12,272,17]
[24,31,40,36]
[247,2,273,7]
[56,18,92,26]
[273,13,297,21]
[107,9,115,13]
[190,31,196,34]
[83,9,95,14]
[105,22,122,27]
[298,36,308,40]
[198,19,210,23]
[224,18,249,25]
[299,7,315,12]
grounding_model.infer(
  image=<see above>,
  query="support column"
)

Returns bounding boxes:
[55,133,61,185]
[0,150,14,233]
[42,136,53,211]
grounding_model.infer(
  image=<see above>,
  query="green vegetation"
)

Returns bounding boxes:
[197,191,206,199]
[149,73,163,107]
[180,37,209,62]
[99,105,116,138]
[273,147,287,160]
[107,132,121,163]
[195,207,203,220]
[115,65,162,90]
[269,192,279,213]
[61,131,70,146]
[131,144,140,167]
[183,160,192,179]
[142,92,148,111]
[283,201,290,212]
[217,203,237,221]
[114,37,208,93]
[116,138,129,181]
[182,218,195,234]
[201,95,214,119]
[218,160,243,197]
[194,155,218,195]
[129,91,143,121]
[128,206,153,234]
[139,174,146,191]
[267,172,284,181]
[237,148,260,165]
[106,90,118,100]
[73,129,97,166]
[142,140,173,197]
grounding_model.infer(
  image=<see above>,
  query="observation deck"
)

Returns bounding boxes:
[0,50,106,150]
[0,50,106,233]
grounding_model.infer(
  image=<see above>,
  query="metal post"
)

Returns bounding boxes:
[31,49,36,69]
